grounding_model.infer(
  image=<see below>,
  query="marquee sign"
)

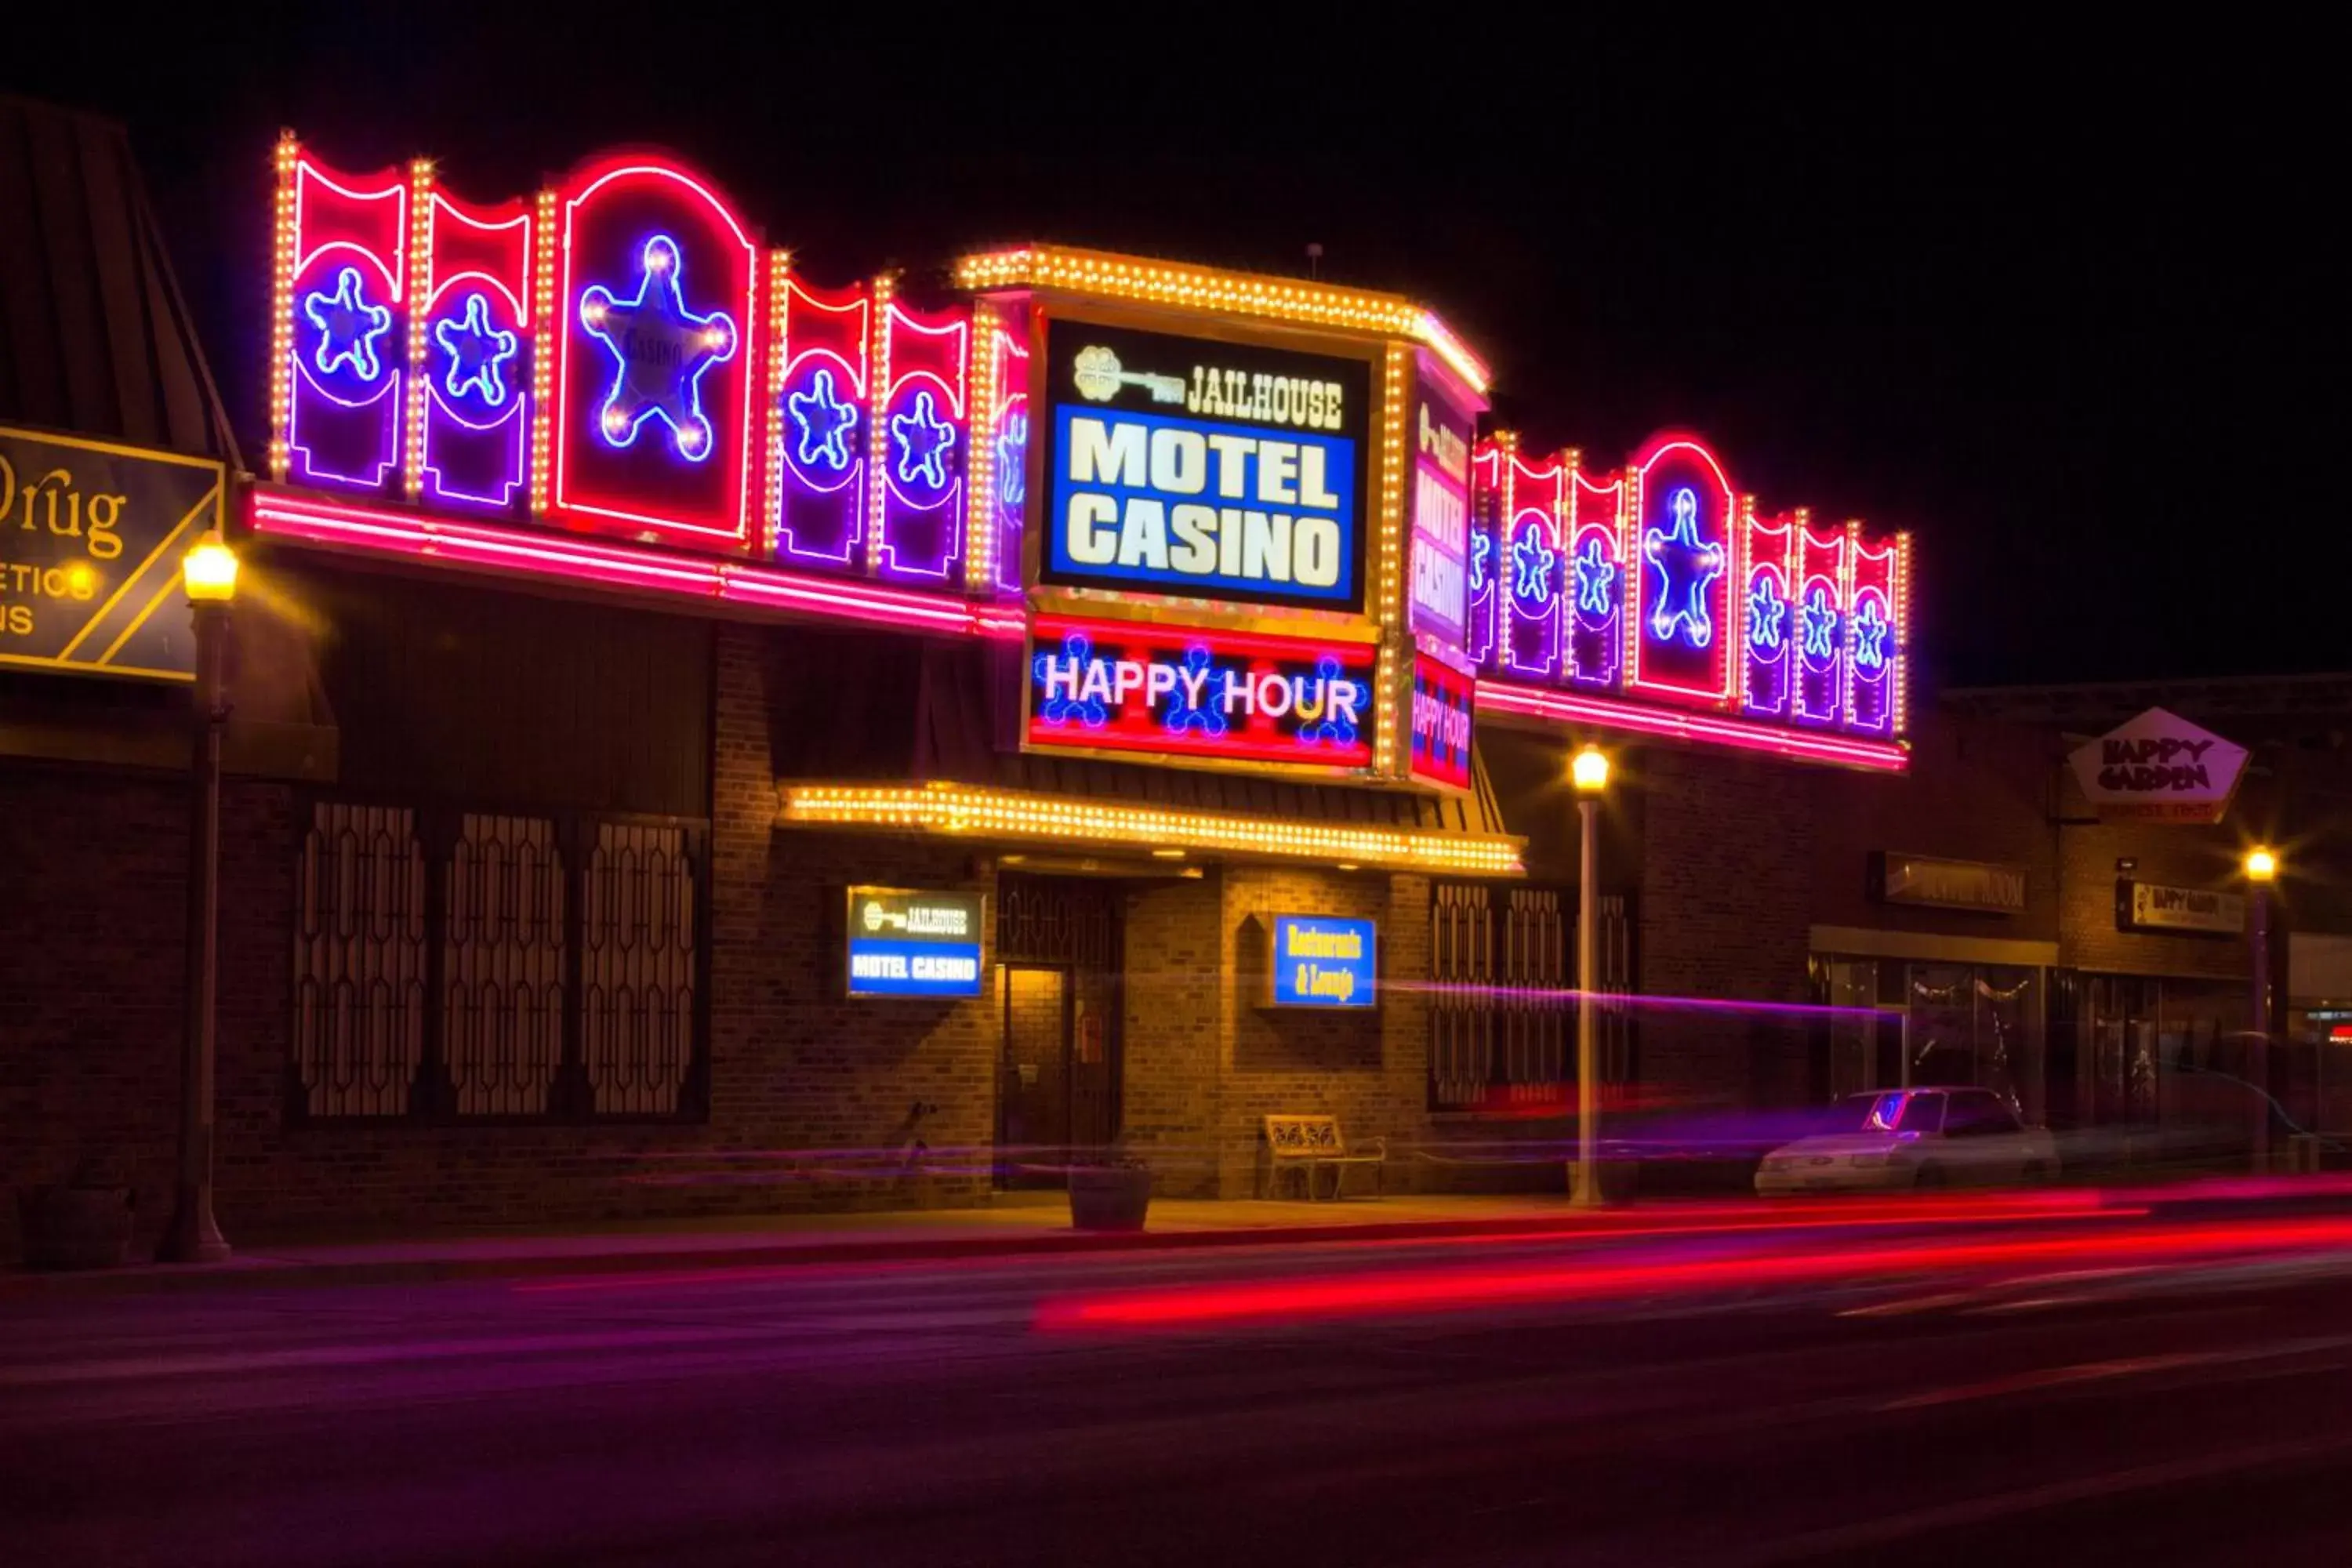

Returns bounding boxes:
[1470,428,1911,757]
[1026,612,1375,772]
[1036,319,1370,611]
[1,426,225,682]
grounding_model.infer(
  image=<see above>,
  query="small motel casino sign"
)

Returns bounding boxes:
[247,131,1917,843]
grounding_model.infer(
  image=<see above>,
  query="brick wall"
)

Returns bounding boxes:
[1121,873,1225,1195]
[1637,746,1815,1107]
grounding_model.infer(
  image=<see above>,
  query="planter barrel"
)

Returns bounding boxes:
[1067,1166,1152,1232]
[16,1185,134,1271]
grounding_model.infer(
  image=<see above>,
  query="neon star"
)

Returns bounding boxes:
[891,390,957,491]
[303,266,393,381]
[1852,597,1890,671]
[1643,487,1725,648]
[1510,523,1557,602]
[1572,537,1617,619]
[786,367,859,473]
[996,410,1029,508]
[1799,585,1841,662]
[1747,572,1788,652]
[579,233,738,462]
[432,292,518,405]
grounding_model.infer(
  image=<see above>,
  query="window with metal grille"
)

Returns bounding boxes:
[1428,883,1632,1114]
[583,822,697,1116]
[293,804,427,1118]
[290,800,707,1122]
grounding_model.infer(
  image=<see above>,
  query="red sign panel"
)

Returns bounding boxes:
[1410,653,1475,792]
[1027,613,1375,771]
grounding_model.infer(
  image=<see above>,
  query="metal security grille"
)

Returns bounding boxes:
[583,822,697,1116]
[444,814,566,1117]
[289,799,707,1123]
[292,804,427,1117]
[996,873,1120,969]
[1429,883,1632,1113]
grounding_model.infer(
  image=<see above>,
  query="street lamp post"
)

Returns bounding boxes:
[157,532,238,1264]
[2245,847,2278,1175]
[1570,745,1611,1208]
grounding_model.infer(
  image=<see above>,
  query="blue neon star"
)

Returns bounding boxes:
[1643,486,1726,648]
[1747,572,1788,652]
[1470,529,1494,591]
[1298,657,1360,748]
[890,390,957,490]
[1163,645,1227,737]
[1510,523,1557,602]
[432,292,518,406]
[1852,597,1890,672]
[303,266,393,381]
[1798,586,1841,663]
[1572,536,1617,619]
[996,410,1029,508]
[579,233,738,461]
[1033,633,1108,727]
[786,367,859,473]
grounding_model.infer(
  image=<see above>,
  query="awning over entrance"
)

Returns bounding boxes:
[766,627,1522,874]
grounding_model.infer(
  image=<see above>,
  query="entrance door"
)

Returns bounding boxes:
[1000,966,1070,1186]
[994,874,1123,1188]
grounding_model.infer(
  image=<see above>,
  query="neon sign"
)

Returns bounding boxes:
[1407,353,1479,650]
[1027,614,1376,771]
[579,234,739,461]
[869,299,969,583]
[548,154,757,552]
[1566,469,1622,688]
[772,275,869,569]
[1410,653,1475,792]
[276,154,406,492]
[1039,321,1369,611]
[1625,435,1734,705]
[414,182,532,512]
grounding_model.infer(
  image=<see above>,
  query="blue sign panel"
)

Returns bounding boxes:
[1269,915,1377,1009]
[846,887,985,1000]
[1040,320,1370,612]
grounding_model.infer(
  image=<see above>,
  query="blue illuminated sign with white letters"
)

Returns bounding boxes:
[845,887,985,1000]
[1041,320,1370,612]
[1268,915,1377,1009]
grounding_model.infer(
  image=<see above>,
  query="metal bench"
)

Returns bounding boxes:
[1262,1114,1387,1200]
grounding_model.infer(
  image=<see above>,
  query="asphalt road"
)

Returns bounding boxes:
[8,1203,2352,1567]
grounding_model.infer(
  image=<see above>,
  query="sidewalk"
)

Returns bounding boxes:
[0,1193,1659,1301]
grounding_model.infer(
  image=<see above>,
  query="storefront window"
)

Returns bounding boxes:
[1813,955,2047,1124]
[2082,976,2247,1128]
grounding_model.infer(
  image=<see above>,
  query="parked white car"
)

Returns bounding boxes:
[1755,1087,2059,1195]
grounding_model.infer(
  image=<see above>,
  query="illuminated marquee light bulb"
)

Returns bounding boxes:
[862,274,898,567]
[577,232,739,463]
[528,187,559,516]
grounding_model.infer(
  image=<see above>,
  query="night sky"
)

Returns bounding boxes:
[9,12,2336,689]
